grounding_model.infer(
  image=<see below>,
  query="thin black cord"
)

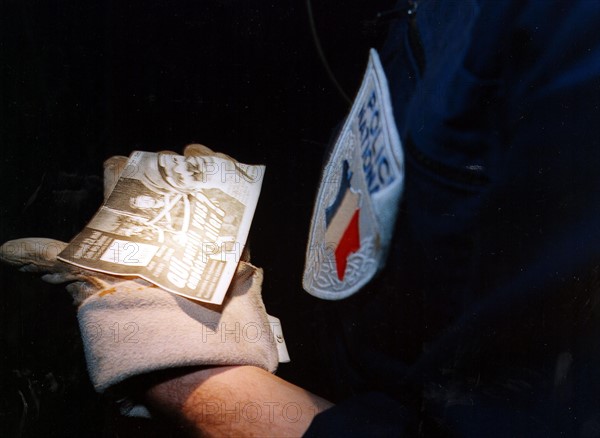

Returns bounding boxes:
[306,0,353,106]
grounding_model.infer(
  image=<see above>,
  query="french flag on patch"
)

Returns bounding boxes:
[324,160,361,280]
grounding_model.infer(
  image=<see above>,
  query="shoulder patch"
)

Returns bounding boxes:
[303,49,404,300]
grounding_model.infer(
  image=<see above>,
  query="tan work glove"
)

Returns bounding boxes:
[0,145,278,397]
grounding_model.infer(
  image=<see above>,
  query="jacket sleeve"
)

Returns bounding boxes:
[304,1,600,436]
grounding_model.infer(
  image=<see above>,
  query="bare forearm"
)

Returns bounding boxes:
[144,365,333,437]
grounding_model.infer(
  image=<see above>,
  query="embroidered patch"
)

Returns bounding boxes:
[303,49,404,300]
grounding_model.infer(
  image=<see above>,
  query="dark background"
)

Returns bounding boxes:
[0,1,395,436]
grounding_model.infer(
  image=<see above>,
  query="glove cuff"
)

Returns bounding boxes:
[77,262,278,393]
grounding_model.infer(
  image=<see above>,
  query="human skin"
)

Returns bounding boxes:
[143,365,333,437]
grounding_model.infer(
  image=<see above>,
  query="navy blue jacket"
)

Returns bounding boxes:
[306,1,600,436]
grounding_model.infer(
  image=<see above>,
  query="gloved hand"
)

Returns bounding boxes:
[0,145,278,397]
